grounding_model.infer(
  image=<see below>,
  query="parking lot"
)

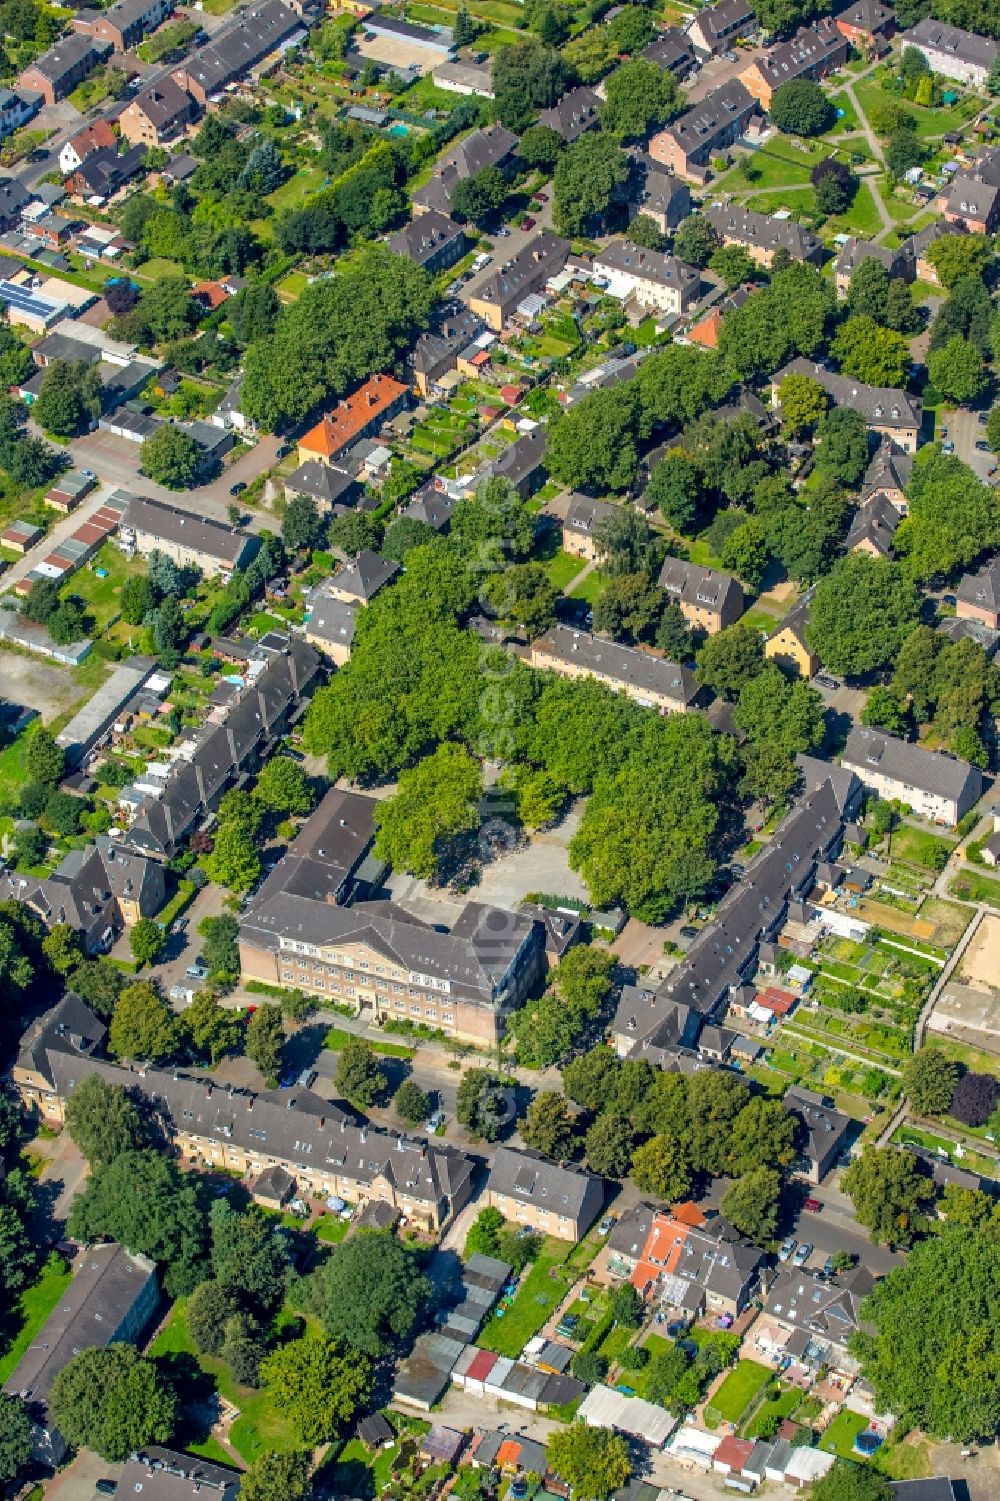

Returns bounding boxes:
[0,649,85,724]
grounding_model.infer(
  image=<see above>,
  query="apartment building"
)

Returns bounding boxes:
[127,635,322,856]
[528,625,701,712]
[704,203,824,269]
[325,549,400,605]
[687,0,756,56]
[957,559,1000,630]
[118,77,198,147]
[642,27,697,75]
[772,358,922,451]
[657,557,744,634]
[297,374,409,467]
[939,174,1000,235]
[562,493,619,560]
[606,1203,763,1317]
[305,589,357,665]
[897,17,998,87]
[3,1240,158,1464]
[841,725,983,826]
[538,86,602,143]
[593,240,701,317]
[388,211,467,274]
[468,234,570,331]
[20,34,110,105]
[410,307,488,397]
[765,590,819,678]
[861,437,911,509]
[120,494,259,576]
[0,837,164,953]
[115,1450,240,1501]
[487,1147,603,1241]
[783,1085,852,1183]
[759,1264,875,1375]
[72,0,171,52]
[14,999,475,1232]
[648,80,759,183]
[739,19,848,110]
[618,771,861,1051]
[847,493,899,558]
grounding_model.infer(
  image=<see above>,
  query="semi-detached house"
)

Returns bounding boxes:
[13,996,474,1232]
[687,0,756,56]
[606,1202,763,1317]
[171,0,304,103]
[19,33,110,106]
[121,494,260,576]
[486,1146,603,1241]
[772,358,922,451]
[528,624,702,713]
[72,0,171,52]
[648,80,759,184]
[657,556,744,634]
[468,233,569,331]
[594,240,701,317]
[739,18,848,110]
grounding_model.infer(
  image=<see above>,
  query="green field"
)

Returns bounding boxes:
[0,1254,72,1383]
[150,1300,301,1463]
[135,257,187,284]
[266,166,327,215]
[949,868,1000,907]
[854,79,981,143]
[706,1359,771,1424]
[890,825,958,870]
[546,550,588,591]
[568,568,608,605]
[479,1237,575,1356]
[823,180,885,238]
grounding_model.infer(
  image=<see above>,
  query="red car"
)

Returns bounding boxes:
[803,1197,822,1212]
[521,215,536,229]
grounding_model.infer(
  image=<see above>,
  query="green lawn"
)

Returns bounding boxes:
[0,1254,72,1383]
[546,550,587,591]
[854,79,981,142]
[707,1360,771,1424]
[890,825,958,870]
[823,180,884,238]
[747,186,818,217]
[327,1435,400,1497]
[949,868,1000,907]
[828,92,860,131]
[322,1026,414,1059]
[135,257,186,284]
[820,1408,870,1460]
[266,166,326,215]
[736,149,814,191]
[479,1237,575,1356]
[743,1382,801,1437]
[315,1212,351,1244]
[149,1300,300,1463]
[0,729,31,804]
[568,568,608,605]
[63,543,145,632]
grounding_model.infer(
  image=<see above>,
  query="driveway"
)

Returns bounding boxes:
[943,405,994,482]
[40,1449,122,1501]
[459,198,556,308]
[61,429,282,524]
[683,46,767,106]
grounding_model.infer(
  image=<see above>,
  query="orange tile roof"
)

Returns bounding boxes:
[673,1201,707,1227]
[687,309,723,349]
[192,281,228,311]
[300,374,408,460]
[496,1441,522,1469]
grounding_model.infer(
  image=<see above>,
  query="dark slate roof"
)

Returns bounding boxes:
[177,0,302,95]
[401,485,457,531]
[657,556,742,614]
[251,786,377,907]
[531,624,700,709]
[775,358,921,432]
[2,1242,156,1407]
[473,426,547,490]
[388,210,467,268]
[306,591,357,654]
[899,16,999,69]
[847,492,899,556]
[706,201,823,261]
[411,307,486,380]
[861,437,912,499]
[285,458,358,505]
[15,992,105,1079]
[470,233,570,312]
[783,1084,852,1168]
[116,1448,240,1500]
[842,725,982,803]
[487,1146,601,1220]
[122,494,249,566]
[538,86,602,142]
[765,1262,876,1346]
[642,26,697,71]
[330,549,400,602]
[564,493,618,538]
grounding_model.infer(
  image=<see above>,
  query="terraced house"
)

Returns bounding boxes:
[14,998,475,1232]
[739,18,848,110]
[648,80,759,184]
[705,203,824,269]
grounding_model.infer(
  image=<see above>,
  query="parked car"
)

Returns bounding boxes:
[230,480,247,496]
[96,1485,117,1498]
[275,442,291,458]
[598,1215,615,1234]
[941,440,955,454]
[793,1242,813,1266]
[186,960,209,981]
[169,985,195,1004]
[296,1069,317,1089]
[803,1197,822,1212]
[497,227,511,237]
[521,216,536,229]
[976,440,991,452]
[778,1237,796,1261]
[822,1256,836,1278]
[815,674,839,690]
[171,916,188,935]
[80,467,96,480]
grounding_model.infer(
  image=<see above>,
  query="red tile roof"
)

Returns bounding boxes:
[714,1436,754,1471]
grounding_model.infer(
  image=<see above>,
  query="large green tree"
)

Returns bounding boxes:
[49,1345,177,1462]
[902,1047,959,1116]
[842,1145,935,1246]
[309,1231,430,1354]
[850,1225,1000,1440]
[0,1393,32,1483]
[67,1149,206,1295]
[520,1091,579,1160]
[260,1336,371,1445]
[63,1075,145,1167]
[806,554,920,676]
[373,743,482,881]
[553,132,630,236]
[601,59,683,141]
[108,980,178,1063]
[141,424,202,488]
[546,1424,631,1500]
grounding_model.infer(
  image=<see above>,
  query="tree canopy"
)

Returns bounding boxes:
[308,1230,430,1353]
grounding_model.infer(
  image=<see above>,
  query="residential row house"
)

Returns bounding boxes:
[389,211,468,274]
[119,77,199,148]
[739,18,849,110]
[412,123,518,217]
[13,995,475,1233]
[527,624,702,713]
[841,725,983,826]
[126,634,322,856]
[627,154,692,234]
[468,233,570,331]
[171,0,305,105]
[687,0,756,56]
[20,33,111,106]
[409,307,489,397]
[772,358,922,451]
